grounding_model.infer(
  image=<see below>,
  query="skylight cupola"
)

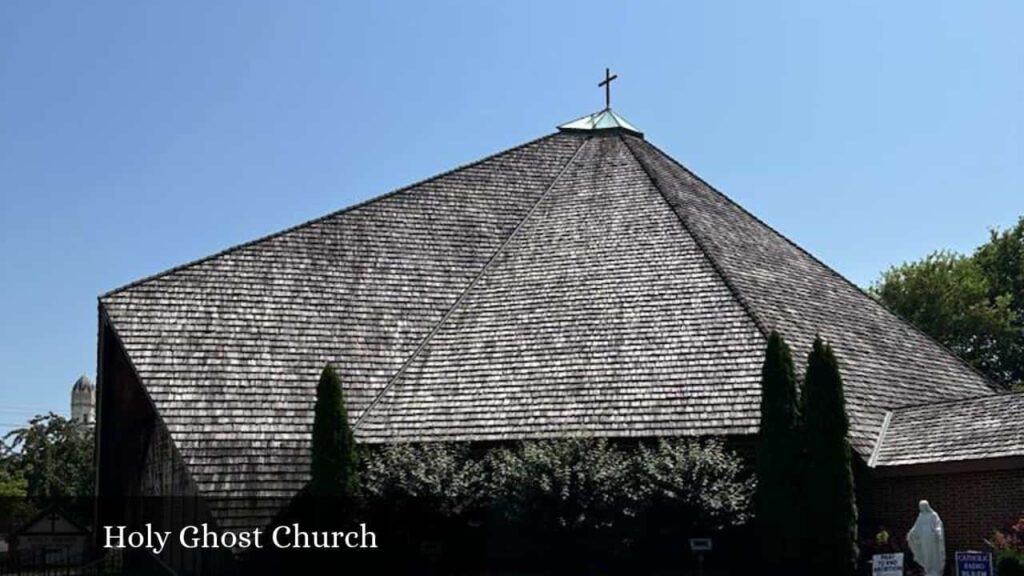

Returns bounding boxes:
[557,108,643,137]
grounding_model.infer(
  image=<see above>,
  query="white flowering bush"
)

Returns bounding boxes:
[357,437,752,571]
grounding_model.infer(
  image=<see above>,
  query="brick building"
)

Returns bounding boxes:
[95,104,1022,574]
[865,393,1024,553]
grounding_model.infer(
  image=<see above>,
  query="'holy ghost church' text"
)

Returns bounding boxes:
[103,523,378,555]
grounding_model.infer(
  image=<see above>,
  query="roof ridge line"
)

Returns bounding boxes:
[353,135,593,430]
[100,132,568,300]
[867,410,893,468]
[888,389,1022,414]
[627,135,1002,395]
[618,134,770,339]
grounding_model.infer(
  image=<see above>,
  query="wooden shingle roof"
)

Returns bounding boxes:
[619,134,996,454]
[871,393,1024,468]
[100,128,997,530]
[357,135,765,441]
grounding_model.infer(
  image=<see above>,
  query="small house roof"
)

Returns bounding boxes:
[871,392,1024,468]
[10,505,88,538]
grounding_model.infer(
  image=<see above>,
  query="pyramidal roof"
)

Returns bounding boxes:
[100,112,996,531]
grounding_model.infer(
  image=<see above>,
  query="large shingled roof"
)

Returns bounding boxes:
[100,116,996,530]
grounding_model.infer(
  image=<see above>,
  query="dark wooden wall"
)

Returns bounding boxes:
[96,317,235,575]
[96,320,154,522]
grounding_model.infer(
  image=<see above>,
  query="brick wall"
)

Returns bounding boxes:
[864,467,1024,557]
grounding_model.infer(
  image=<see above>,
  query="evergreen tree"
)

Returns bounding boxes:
[310,364,359,498]
[299,366,361,576]
[802,337,858,576]
[755,331,804,572]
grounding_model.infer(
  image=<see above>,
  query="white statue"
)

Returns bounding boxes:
[907,500,946,576]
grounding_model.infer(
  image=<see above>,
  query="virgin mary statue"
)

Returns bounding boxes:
[907,500,946,576]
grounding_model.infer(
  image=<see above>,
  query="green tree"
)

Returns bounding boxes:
[755,331,804,572]
[872,217,1024,389]
[802,337,858,576]
[0,465,27,497]
[975,217,1024,386]
[2,413,94,502]
[310,364,358,498]
[297,365,362,575]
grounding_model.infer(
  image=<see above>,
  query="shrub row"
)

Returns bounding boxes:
[355,438,753,572]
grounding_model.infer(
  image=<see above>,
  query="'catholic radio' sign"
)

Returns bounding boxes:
[955,551,993,576]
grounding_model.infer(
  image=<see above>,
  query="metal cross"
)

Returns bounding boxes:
[598,68,618,110]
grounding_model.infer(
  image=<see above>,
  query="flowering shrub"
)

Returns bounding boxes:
[355,438,754,572]
[993,516,1024,576]
[993,516,1024,553]
[360,441,487,518]
[359,438,752,532]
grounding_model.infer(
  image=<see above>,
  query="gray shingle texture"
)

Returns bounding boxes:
[620,134,995,454]
[358,135,764,441]
[872,393,1024,467]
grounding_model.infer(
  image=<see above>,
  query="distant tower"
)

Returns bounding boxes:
[71,375,96,424]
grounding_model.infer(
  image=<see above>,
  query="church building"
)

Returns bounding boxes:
[95,82,1024,572]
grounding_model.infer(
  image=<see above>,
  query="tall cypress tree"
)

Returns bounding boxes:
[311,364,359,498]
[802,337,858,576]
[755,331,803,572]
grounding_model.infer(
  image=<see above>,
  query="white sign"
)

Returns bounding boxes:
[872,552,904,576]
[688,538,712,552]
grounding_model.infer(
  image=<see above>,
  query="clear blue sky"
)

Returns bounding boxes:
[1,1,1021,432]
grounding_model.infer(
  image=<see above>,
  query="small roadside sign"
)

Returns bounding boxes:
[872,552,904,576]
[955,551,993,576]
[688,538,712,552]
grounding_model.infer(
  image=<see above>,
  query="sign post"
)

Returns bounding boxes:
[688,538,712,576]
[955,551,993,576]
[872,552,904,576]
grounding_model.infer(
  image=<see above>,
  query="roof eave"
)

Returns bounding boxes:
[558,126,644,138]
